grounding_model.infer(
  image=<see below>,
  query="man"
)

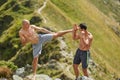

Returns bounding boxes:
[19,19,72,80]
[72,23,93,80]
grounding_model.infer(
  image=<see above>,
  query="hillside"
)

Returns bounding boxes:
[0,0,120,80]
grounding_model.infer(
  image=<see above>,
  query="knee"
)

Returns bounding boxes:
[73,64,78,69]
[82,64,88,69]
[53,33,59,39]
[33,57,38,62]
[73,64,76,68]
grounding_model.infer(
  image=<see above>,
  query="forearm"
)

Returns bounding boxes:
[20,39,27,46]
[31,25,52,33]
[72,30,77,40]
[82,38,89,45]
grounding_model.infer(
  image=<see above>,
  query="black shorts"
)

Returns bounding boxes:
[73,48,90,69]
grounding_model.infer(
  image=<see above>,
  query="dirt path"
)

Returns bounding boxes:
[37,0,48,23]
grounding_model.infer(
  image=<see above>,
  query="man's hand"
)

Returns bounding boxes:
[73,24,79,31]
[72,24,80,40]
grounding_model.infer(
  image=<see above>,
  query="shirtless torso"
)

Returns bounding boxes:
[73,24,93,51]
[79,31,93,51]
[19,25,39,45]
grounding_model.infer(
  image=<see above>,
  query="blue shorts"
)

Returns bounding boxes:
[73,48,90,69]
[32,34,53,58]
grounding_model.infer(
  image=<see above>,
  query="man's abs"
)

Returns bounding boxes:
[23,33,39,44]
[79,42,90,51]
[28,36,39,44]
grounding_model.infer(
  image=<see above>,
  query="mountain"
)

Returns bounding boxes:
[0,0,120,80]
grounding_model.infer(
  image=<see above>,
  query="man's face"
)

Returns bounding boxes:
[79,28,85,32]
[79,27,83,31]
[22,20,30,29]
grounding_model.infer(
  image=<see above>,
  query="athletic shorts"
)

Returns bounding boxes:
[32,34,53,58]
[73,48,90,69]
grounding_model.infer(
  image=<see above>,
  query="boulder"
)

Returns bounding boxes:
[26,74,52,80]
[77,76,94,80]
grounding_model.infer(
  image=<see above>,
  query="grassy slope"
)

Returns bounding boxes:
[0,0,44,64]
[0,0,120,79]
[41,0,120,79]
[89,0,120,24]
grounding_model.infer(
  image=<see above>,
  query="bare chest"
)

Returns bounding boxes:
[23,28,36,37]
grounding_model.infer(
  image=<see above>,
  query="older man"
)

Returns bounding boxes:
[19,19,72,80]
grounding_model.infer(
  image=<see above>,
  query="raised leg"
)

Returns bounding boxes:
[53,29,72,39]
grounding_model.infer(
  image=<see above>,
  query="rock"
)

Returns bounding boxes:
[26,74,52,80]
[77,76,94,80]
[15,67,25,77]
[16,67,25,75]
[54,78,61,80]
[25,64,32,73]
[13,75,23,80]
[79,76,88,80]
[0,78,7,80]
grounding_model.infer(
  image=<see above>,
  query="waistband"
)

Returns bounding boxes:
[78,48,89,52]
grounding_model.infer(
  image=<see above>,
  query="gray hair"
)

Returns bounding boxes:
[22,19,30,25]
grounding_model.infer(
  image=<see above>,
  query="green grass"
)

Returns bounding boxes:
[41,0,120,79]
[89,0,120,23]
[0,0,120,79]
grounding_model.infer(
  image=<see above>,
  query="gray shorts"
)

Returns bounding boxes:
[73,48,90,69]
[32,34,53,58]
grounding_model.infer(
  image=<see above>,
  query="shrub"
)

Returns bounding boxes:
[30,16,42,26]
[0,67,12,78]
[0,61,18,72]
[0,15,14,35]
[0,0,8,6]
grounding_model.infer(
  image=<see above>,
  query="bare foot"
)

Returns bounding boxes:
[32,74,36,80]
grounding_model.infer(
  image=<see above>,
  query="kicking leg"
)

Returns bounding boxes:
[53,29,72,39]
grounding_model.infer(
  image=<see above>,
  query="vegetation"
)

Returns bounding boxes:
[0,61,17,78]
[0,0,120,80]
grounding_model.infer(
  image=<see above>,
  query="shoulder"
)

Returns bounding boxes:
[19,31,23,37]
[30,25,41,30]
[30,25,36,28]
[81,31,85,34]
[88,32,92,35]
[19,28,25,36]
[88,32,93,38]
[19,29,23,34]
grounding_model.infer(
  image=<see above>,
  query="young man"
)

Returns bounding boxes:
[19,19,72,80]
[72,23,93,80]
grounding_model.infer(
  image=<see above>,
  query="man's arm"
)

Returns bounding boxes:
[19,32,26,46]
[31,25,52,34]
[82,33,93,45]
[72,24,80,40]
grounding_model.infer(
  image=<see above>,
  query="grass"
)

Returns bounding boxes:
[89,0,120,23]
[0,0,120,79]
[42,0,120,79]
[41,0,73,30]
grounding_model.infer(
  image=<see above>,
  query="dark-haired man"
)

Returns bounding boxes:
[72,23,93,80]
[19,19,73,80]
